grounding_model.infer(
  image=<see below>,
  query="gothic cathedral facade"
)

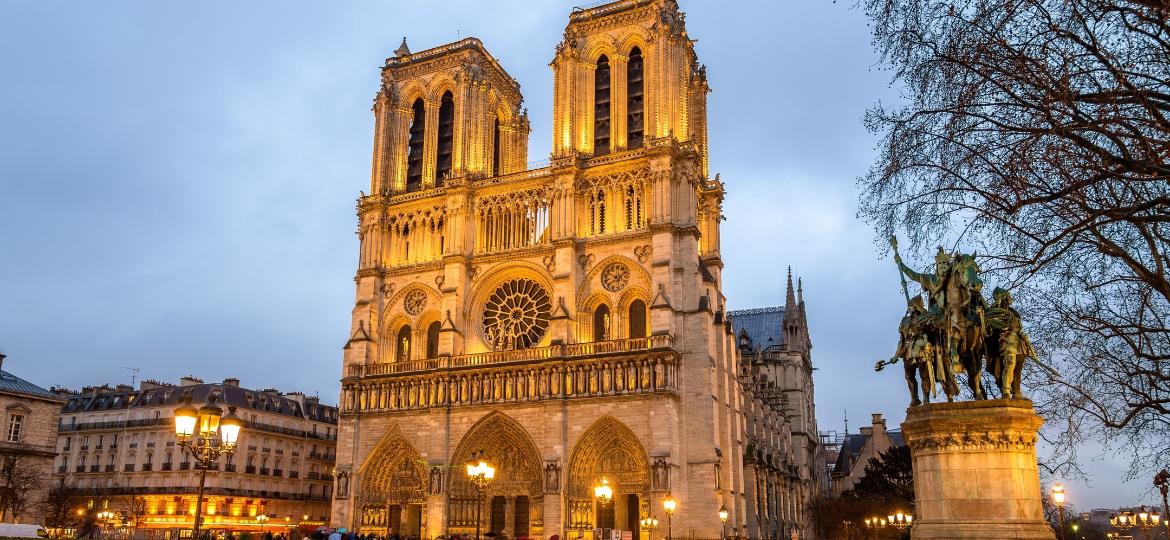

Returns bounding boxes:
[333,1,811,538]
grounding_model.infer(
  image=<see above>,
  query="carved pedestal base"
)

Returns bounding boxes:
[902,399,1054,540]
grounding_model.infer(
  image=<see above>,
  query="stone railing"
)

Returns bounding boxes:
[341,337,679,414]
[347,335,673,378]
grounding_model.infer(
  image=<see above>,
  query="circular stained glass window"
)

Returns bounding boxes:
[482,278,552,351]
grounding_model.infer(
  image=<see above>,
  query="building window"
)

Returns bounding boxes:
[624,185,643,230]
[7,414,23,443]
[594,55,611,155]
[436,91,455,184]
[593,305,611,342]
[397,325,412,362]
[590,190,607,235]
[628,300,648,339]
[426,322,441,359]
[492,117,502,177]
[627,47,645,148]
[406,98,426,191]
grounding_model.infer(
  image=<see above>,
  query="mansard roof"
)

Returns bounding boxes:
[0,369,62,401]
[729,306,785,352]
[61,381,338,424]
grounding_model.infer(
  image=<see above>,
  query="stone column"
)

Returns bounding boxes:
[902,399,1055,540]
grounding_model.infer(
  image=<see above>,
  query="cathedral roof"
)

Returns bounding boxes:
[728,306,785,352]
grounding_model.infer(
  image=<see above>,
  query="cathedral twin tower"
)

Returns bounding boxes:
[334,1,793,538]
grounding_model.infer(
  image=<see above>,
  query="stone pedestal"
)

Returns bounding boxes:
[902,399,1054,540]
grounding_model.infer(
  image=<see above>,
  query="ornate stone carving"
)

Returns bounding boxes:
[542,254,557,273]
[651,458,670,491]
[428,466,443,494]
[435,274,445,288]
[634,245,652,264]
[381,283,395,296]
[601,263,630,292]
[578,253,595,271]
[404,289,427,315]
[544,460,562,493]
[481,278,552,351]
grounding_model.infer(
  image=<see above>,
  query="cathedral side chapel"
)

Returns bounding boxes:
[332,1,823,538]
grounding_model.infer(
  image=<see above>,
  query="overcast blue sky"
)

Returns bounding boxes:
[0,0,1146,510]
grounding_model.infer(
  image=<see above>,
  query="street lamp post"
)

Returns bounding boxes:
[889,511,912,531]
[257,514,269,536]
[1111,511,1135,538]
[1134,506,1161,540]
[1052,483,1067,540]
[465,451,496,540]
[718,505,729,540]
[662,494,677,540]
[173,395,243,540]
[639,517,658,540]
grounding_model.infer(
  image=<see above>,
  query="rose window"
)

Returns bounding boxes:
[482,278,552,351]
[404,289,427,315]
[601,263,630,292]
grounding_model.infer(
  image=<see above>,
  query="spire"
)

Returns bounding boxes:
[797,276,804,306]
[785,266,796,311]
[395,37,411,57]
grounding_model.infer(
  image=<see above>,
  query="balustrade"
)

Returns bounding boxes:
[341,342,678,414]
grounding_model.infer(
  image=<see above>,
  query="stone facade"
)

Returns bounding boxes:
[0,354,66,524]
[53,377,337,533]
[730,287,826,540]
[332,1,823,539]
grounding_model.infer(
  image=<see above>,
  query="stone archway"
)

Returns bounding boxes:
[358,427,428,536]
[449,411,545,538]
[567,416,651,532]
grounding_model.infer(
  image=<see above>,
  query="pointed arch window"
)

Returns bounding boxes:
[406,98,425,191]
[397,325,412,362]
[628,299,647,339]
[593,304,611,342]
[594,55,611,155]
[492,117,502,177]
[436,91,455,184]
[426,321,441,359]
[627,46,644,148]
[590,190,607,236]
[624,185,643,230]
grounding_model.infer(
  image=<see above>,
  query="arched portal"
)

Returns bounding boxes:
[449,411,545,538]
[357,428,427,537]
[567,416,651,532]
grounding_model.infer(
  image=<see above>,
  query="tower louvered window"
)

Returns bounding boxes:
[436,91,454,184]
[594,55,611,155]
[492,117,501,177]
[627,47,644,148]
[406,98,425,191]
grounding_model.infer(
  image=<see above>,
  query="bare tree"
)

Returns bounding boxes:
[40,479,84,530]
[858,0,1170,476]
[121,496,148,530]
[0,453,47,523]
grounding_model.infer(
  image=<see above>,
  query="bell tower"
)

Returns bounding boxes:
[370,37,531,194]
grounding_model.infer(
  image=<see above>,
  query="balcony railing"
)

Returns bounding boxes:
[105,465,115,472]
[308,451,335,461]
[347,335,674,378]
[123,464,134,472]
[179,462,191,470]
[75,466,84,473]
[71,486,332,502]
[57,466,66,474]
[59,417,167,432]
[89,465,99,472]
[162,463,173,471]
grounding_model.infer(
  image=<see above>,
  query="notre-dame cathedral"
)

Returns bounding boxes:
[332,1,825,539]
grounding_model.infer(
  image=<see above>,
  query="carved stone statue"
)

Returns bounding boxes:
[543,461,561,492]
[428,466,443,495]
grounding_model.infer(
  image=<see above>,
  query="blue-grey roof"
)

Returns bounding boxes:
[0,369,60,399]
[729,306,786,352]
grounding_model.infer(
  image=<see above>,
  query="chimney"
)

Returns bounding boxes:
[223,378,240,388]
[179,376,204,387]
[871,413,887,434]
[0,351,5,372]
[115,384,133,392]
